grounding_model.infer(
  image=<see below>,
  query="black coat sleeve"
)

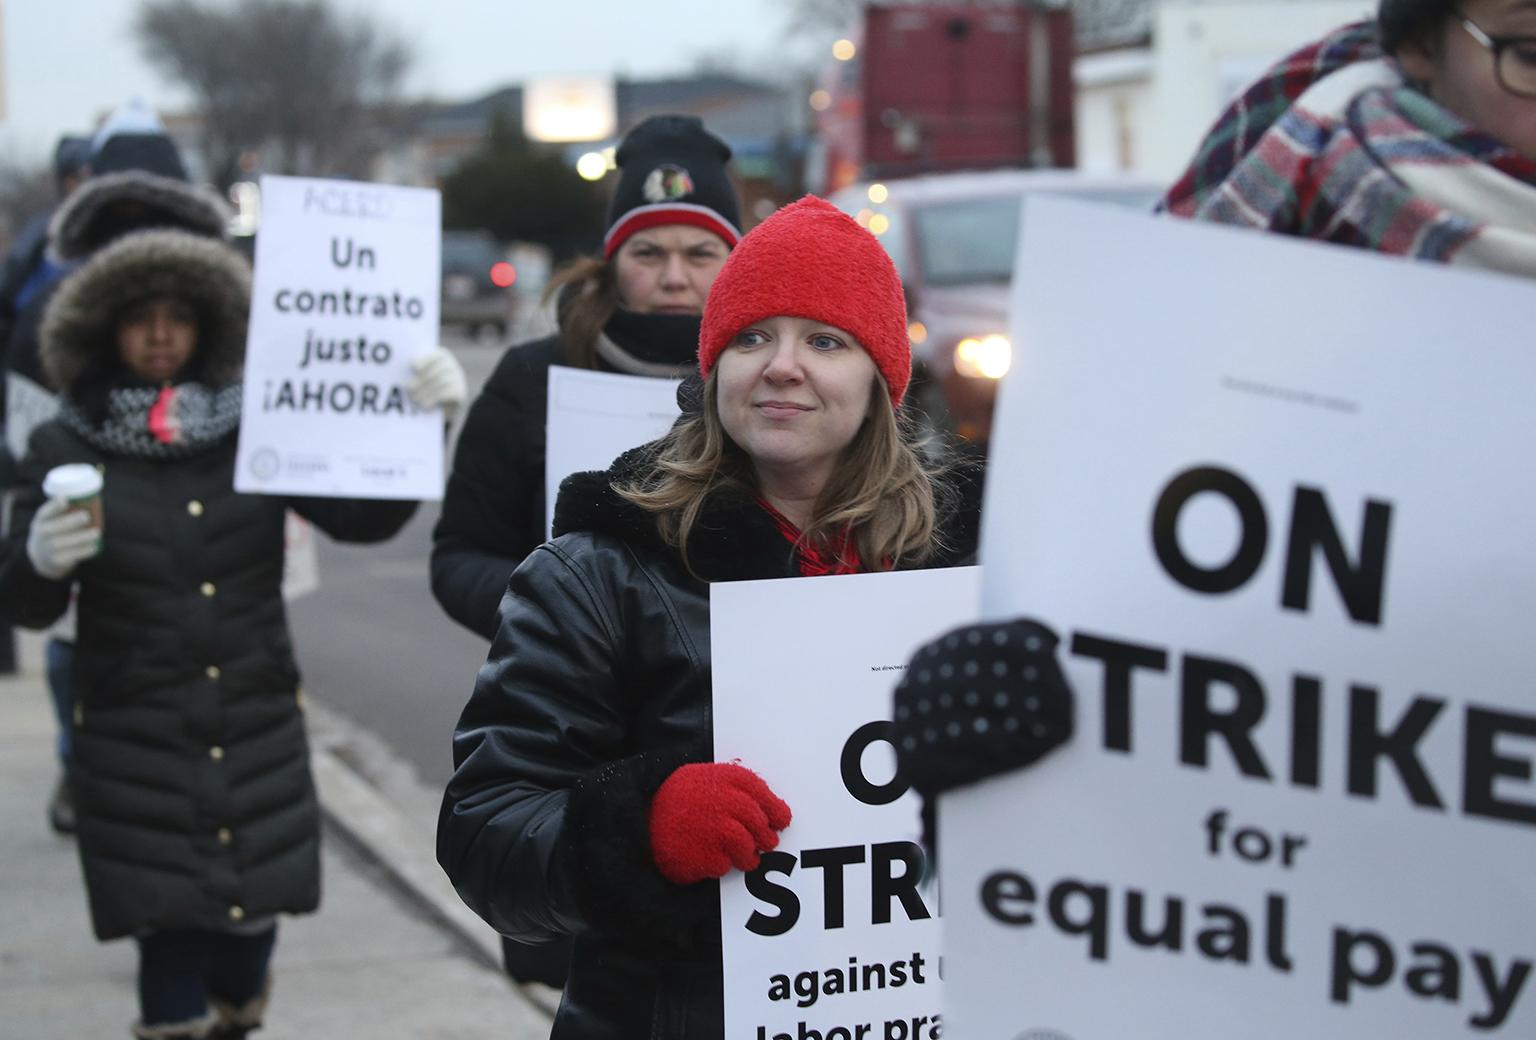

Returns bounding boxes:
[287,495,417,544]
[436,540,710,947]
[0,440,74,629]
[430,342,551,640]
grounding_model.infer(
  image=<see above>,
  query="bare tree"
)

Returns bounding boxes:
[784,0,863,37]
[136,0,412,187]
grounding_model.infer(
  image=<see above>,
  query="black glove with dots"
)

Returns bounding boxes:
[892,617,1074,801]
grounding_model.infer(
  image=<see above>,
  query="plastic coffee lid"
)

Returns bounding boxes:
[42,463,103,500]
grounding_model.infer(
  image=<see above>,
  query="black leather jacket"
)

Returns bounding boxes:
[437,446,978,1038]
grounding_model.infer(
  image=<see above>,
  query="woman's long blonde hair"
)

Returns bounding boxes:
[615,373,947,575]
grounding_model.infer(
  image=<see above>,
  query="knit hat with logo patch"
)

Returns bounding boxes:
[603,115,742,258]
[698,195,911,406]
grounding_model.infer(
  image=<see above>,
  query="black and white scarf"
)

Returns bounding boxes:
[59,382,242,459]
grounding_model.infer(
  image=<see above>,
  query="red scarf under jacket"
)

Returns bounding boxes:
[755,497,862,577]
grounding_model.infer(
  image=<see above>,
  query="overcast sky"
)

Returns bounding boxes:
[2,0,807,161]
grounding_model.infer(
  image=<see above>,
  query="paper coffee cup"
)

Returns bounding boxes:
[42,463,104,531]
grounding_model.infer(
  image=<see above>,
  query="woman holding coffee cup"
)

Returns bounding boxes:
[28,463,104,577]
[0,226,461,1040]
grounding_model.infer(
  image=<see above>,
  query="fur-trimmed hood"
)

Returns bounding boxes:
[40,228,252,393]
[48,169,231,264]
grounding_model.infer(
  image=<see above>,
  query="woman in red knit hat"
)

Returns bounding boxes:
[431,110,744,991]
[438,196,979,1038]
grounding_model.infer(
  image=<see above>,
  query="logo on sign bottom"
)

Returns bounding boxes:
[249,448,280,480]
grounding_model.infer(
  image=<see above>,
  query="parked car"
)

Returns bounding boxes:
[441,230,515,336]
[829,170,1162,445]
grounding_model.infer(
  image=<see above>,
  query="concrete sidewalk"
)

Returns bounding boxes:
[0,636,555,1039]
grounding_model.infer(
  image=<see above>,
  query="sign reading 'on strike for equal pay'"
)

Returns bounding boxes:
[941,199,1536,1038]
[713,567,979,1040]
[236,175,442,500]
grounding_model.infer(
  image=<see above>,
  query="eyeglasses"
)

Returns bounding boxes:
[1458,13,1536,98]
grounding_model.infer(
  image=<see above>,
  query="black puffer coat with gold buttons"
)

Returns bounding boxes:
[3,424,413,939]
[0,227,416,940]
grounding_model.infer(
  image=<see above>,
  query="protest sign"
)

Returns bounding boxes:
[940,198,1536,1037]
[544,365,680,534]
[236,175,442,500]
[713,567,979,1040]
[280,512,318,601]
[5,373,57,458]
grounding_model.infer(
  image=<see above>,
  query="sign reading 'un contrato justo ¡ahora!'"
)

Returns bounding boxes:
[237,175,442,500]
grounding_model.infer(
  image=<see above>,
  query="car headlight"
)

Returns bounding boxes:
[954,334,1011,379]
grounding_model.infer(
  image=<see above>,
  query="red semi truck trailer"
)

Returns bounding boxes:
[812,2,1077,193]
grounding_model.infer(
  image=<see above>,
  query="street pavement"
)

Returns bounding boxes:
[286,333,507,789]
[0,632,556,1040]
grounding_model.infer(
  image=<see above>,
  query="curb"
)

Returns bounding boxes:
[6,631,559,1025]
[304,696,562,1022]
[308,744,500,965]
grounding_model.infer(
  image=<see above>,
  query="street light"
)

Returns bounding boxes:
[955,335,1012,380]
[575,152,608,181]
[833,39,856,61]
[523,78,616,142]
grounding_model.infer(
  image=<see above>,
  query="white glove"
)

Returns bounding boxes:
[26,497,102,581]
[406,347,468,422]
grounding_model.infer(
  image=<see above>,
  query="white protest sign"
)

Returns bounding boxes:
[941,198,1536,1038]
[544,365,680,534]
[714,567,979,1040]
[236,175,442,500]
[5,372,58,457]
[280,511,319,602]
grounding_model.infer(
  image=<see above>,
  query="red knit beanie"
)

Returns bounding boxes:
[698,195,910,405]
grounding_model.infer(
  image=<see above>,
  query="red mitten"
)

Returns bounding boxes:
[649,762,793,885]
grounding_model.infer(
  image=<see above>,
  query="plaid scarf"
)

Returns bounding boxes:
[755,497,863,577]
[1162,21,1536,278]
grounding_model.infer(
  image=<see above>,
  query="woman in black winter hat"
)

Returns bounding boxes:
[431,113,745,646]
[0,224,454,1038]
